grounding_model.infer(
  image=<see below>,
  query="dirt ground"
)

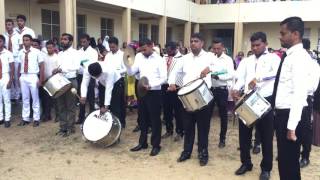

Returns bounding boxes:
[0,104,319,180]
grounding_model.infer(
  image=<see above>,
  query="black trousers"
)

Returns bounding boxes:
[98,79,126,127]
[78,74,95,122]
[161,84,184,135]
[138,90,162,147]
[239,96,274,171]
[39,87,53,120]
[211,87,228,141]
[183,104,212,153]
[301,95,313,160]
[275,108,307,180]
[135,79,141,126]
[110,77,126,127]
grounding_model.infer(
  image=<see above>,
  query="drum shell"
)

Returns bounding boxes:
[82,111,122,147]
[178,80,213,112]
[43,73,72,98]
[235,90,271,127]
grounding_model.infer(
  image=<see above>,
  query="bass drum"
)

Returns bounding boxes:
[82,110,122,147]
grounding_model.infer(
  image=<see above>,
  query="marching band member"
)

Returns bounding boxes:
[161,41,184,141]
[77,33,98,124]
[210,38,235,148]
[232,32,280,180]
[169,33,214,166]
[103,36,127,128]
[273,16,310,180]
[127,38,166,156]
[0,35,14,128]
[4,19,20,102]
[80,62,118,120]
[53,33,80,137]
[15,15,36,49]
[17,34,44,127]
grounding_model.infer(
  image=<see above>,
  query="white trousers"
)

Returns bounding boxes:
[20,74,40,121]
[10,61,21,100]
[0,73,11,121]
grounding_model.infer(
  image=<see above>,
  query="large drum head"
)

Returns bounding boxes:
[82,111,113,142]
[178,79,203,96]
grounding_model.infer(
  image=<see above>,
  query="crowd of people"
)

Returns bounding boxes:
[1,14,319,180]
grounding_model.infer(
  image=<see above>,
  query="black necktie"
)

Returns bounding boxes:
[271,52,287,108]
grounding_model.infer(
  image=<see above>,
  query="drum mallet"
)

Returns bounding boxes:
[70,88,80,99]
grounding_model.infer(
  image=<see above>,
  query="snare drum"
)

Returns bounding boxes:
[235,90,271,127]
[177,79,213,112]
[82,110,121,147]
[43,73,72,98]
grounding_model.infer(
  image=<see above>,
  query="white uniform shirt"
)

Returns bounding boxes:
[78,46,98,75]
[127,52,167,90]
[43,53,59,79]
[81,62,119,106]
[275,43,310,130]
[306,58,320,95]
[168,49,213,88]
[163,51,184,87]
[211,53,235,87]
[3,31,20,58]
[0,48,14,74]
[18,47,44,74]
[14,26,36,45]
[57,47,80,79]
[103,49,126,78]
[234,50,280,97]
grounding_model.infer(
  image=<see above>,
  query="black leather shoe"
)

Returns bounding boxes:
[4,121,11,128]
[300,158,310,168]
[130,144,148,152]
[161,132,173,139]
[198,151,208,166]
[17,120,30,126]
[218,140,226,148]
[259,171,270,180]
[150,146,161,156]
[132,125,140,132]
[235,164,253,175]
[253,145,261,154]
[0,121,4,125]
[33,121,40,127]
[177,151,191,162]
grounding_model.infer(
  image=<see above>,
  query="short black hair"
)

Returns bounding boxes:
[0,35,5,43]
[302,38,311,50]
[88,62,102,77]
[139,38,153,47]
[212,37,224,45]
[16,14,27,22]
[250,32,267,43]
[79,33,90,41]
[32,39,41,45]
[46,40,55,46]
[23,34,33,41]
[190,33,204,41]
[5,19,14,24]
[108,36,119,46]
[165,41,177,49]
[61,33,73,42]
[280,16,304,38]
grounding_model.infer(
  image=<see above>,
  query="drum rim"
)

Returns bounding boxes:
[178,79,205,96]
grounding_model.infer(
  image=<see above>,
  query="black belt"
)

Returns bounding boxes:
[211,86,228,90]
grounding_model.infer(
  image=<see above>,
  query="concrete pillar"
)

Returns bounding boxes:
[159,16,167,48]
[184,21,192,48]
[0,0,5,34]
[233,22,243,58]
[147,24,151,39]
[59,0,77,47]
[122,8,131,44]
[195,0,201,4]
[193,23,200,33]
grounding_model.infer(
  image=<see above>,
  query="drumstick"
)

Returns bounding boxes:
[70,88,80,99]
